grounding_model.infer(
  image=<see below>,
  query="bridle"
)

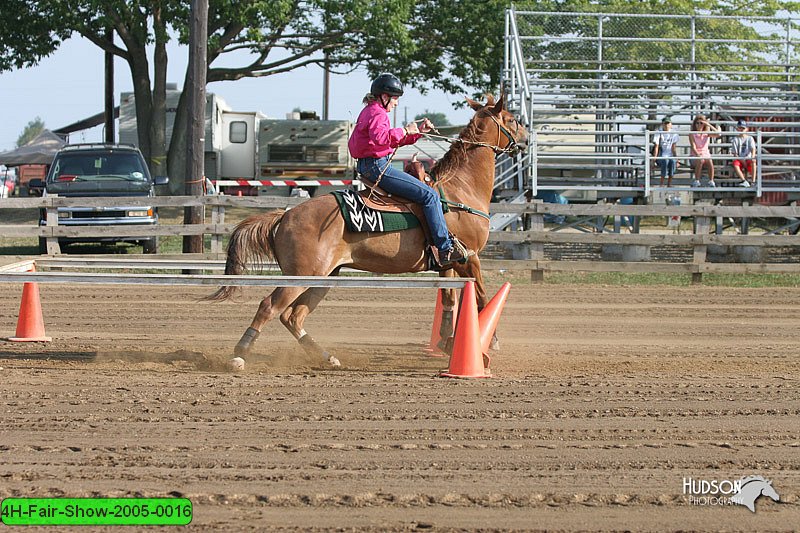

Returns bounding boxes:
[488,114,523,156]
[423,112,525,157]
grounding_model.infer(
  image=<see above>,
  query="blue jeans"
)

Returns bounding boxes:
[658,158,676,178]
[357,156,452,252]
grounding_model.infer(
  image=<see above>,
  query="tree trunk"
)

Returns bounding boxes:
[128,47,153,167]
[149,7,168,182]
[167,78,189,195]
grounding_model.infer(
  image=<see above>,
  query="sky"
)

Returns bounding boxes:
[0,36,477,152]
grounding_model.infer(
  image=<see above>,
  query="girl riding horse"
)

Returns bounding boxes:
[208,92,528,366]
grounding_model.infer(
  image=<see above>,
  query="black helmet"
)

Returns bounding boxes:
[371,73,404,97]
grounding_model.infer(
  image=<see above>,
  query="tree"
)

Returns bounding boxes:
[8,0,506,191]
[512,0,800,123]
[0,1,69,72]
[414,110,451,127]
[16,117,46,148]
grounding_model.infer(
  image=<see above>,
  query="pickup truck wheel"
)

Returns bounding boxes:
[142,237,159,254]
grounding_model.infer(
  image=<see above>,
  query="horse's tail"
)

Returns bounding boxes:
[204,210,285,301]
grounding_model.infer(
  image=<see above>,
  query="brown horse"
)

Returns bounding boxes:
[207,94,528,365]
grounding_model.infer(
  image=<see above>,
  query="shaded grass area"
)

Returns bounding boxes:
[541,271,800,288]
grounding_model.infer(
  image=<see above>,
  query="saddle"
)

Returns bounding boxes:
[358,156,432,219]
[353,155,469,271]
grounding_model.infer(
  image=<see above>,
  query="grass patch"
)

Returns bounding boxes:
[539,271,800,288]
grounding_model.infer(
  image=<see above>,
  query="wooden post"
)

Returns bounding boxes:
[530,210,545,283]
[104,29,115,144]
[210,204,225,257]
[183,0,208,257]
[692,201,712,285]
[44,204,61,255]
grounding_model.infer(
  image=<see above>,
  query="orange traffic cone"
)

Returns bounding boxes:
[440,281,489,378]
[424,289,458,357]
[478,282,511,355]
[8,274,51,342]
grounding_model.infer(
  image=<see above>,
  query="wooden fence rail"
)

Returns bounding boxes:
[3,196,800,282]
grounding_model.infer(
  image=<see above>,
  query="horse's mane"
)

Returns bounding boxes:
[431,109,490,185]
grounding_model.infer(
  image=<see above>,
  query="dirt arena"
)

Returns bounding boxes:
[1,274,799,531]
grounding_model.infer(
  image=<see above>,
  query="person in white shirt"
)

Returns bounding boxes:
[653,117,680,187]
[730,119,756,187]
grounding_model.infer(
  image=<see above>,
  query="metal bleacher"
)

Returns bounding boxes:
[499,8,800,207]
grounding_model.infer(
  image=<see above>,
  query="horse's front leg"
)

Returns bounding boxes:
[235,286,309,358]
[436,269,458,352]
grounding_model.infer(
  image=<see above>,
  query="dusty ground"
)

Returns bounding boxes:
[1,275,799,531]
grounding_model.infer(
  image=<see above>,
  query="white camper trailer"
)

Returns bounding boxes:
[118,88,354,195]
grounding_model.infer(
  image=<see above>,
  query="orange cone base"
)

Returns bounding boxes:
[438,281,490,379]
[7,335,51,342]
[439,369,491,379]
[441,352,492,378]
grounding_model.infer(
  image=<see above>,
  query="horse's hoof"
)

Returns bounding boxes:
[227,357,245,372]
[489,335,500,351]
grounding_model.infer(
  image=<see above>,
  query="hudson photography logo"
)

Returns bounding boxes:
[683,475,780,512]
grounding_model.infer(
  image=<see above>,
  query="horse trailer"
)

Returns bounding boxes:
[118,88,354,195]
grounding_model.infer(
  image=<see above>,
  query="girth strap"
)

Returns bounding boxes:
[441,199,490,220]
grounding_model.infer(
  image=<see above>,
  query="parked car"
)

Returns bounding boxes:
[29,143,168,253]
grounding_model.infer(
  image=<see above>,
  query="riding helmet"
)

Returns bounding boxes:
[370,73,404,97]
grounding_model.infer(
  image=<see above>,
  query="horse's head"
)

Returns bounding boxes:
[465,94,529,155]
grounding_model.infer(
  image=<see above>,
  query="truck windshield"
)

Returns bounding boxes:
[51,153,148,182]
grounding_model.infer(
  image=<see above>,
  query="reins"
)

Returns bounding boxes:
[422,115,522,157]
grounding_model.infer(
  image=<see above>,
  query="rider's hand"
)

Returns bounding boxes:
[405,122,420,135]
[418,118,434,133]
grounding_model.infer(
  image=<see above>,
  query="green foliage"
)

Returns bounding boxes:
[0,1,71,72]
[16,117,46,148]
[414,110,451,127]
[513,0,797,82]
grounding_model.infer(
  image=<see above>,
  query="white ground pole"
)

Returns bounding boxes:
[0,258,469,289]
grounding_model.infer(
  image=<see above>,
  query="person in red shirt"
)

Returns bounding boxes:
[348,73,469,266]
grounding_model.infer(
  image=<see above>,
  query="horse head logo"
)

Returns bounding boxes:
[730,475,780,513]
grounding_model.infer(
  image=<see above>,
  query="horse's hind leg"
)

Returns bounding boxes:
[235,286,309,357]
[280,286,340,366]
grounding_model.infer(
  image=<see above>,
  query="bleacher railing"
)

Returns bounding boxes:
[501,8,800,199]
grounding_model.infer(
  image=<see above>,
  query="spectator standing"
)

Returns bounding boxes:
[689,114,721,187]
[653,117,680,187]
[730,119,757,187]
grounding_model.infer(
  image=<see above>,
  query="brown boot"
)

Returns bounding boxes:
[438,238,473,266]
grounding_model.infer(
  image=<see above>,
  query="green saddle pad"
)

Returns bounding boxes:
[331,190,420,233]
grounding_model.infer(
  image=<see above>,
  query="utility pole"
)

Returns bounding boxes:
[104,29,114,143]
[322,51,330,120]
[184,0,208,255]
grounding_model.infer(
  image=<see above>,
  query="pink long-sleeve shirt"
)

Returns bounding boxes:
[348,100,421,159]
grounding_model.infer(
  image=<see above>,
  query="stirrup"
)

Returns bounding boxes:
[437,237,474,267]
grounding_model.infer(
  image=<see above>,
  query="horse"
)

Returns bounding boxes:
[730,475,780,512]
[207,94,529,366]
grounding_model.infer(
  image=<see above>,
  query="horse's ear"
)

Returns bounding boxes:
[491,93,505,115]
[466,97,483,111]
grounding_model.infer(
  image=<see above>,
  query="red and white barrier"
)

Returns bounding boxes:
[213,179,357,187]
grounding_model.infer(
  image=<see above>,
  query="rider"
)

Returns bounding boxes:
[348,73,470,267]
